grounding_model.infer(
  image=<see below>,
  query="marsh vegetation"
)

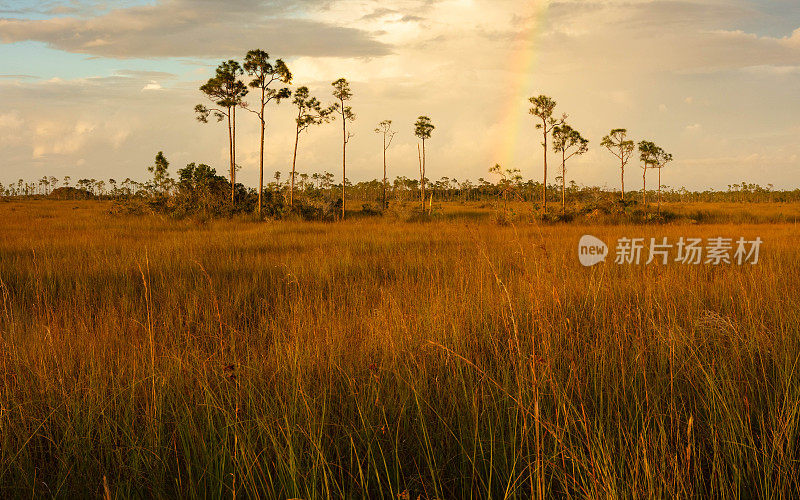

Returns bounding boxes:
[1,201,799,497]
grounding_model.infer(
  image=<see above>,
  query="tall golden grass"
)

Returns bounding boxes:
[1,200,799,497]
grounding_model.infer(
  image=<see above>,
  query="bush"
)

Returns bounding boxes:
[49,187,94,200]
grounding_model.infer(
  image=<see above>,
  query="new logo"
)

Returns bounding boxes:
[578,235,608,267]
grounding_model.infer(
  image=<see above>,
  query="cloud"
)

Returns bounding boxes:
[32,120,96,158]
[681,152,797,167]
[0,0,108,17]
[0,0,391,59]
[536,0,800,75]
[0,75,148,165]
[142,80,163,91]
[0,73,38,79]
[360,8,398,21]
[685,123,702,134]
[398,15,424,23]
[0,0,799,190]
[0,110,22,128]
[740,64,800,75]
[116,68,175,77]
[780,27,800,47]
[0,110,24,146]
[28,113,133,160]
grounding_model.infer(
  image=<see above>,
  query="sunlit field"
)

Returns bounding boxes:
[2,200,799,498]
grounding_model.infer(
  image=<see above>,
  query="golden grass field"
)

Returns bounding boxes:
[1,200,800,498]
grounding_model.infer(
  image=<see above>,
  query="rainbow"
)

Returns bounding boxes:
[496,2,549,170]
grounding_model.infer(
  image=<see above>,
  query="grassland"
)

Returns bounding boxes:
[1,200,799,498]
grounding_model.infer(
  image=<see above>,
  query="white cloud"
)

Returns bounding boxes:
[0,110,24,146]
[782,27,800,47]
[0,110,23,129]
[33,120,96,158]
[142,80,163,91]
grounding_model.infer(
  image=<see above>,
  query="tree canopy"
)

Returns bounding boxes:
[414,116,435,140]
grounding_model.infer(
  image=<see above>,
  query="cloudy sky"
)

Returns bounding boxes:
[1,0,799,190]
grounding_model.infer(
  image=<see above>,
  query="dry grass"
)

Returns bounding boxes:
[1,200,799,498]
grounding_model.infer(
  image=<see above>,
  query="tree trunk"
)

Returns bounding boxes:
[291,124,300,208]
[418,144,423,209]
[227,109,234,203]
[542,119,548,212]
[382,135,387,210]
[232,106,237,204]
[658,167,662,213]
[258,115,265,217]
[258,87,265,218]
[341,105,346,221]
[561,149,566,211]
[620,155,625,201]
[642,168,647,208]
[422,138,427,212]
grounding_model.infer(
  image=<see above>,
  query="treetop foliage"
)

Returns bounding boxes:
[331,78,353,101]
[244,49,292,87]
[375,119,394,134]
[243,49,292,112]
[293,86,333,132]
[177,162,226,188]
[552,123,589,158]
[654,147,673,169]
[414,116,435,140]
[638,140,665,169]
[147,151,172,195]
[528,95,558,130]
[375,120,397,148]
[600,129,635,162]
[195,60,249,122]
[331,78,356,123]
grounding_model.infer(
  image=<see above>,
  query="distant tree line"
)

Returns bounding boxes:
[3,169,797,207]
[3,51,797,218]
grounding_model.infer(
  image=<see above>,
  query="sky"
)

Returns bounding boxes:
[0,0,799,191]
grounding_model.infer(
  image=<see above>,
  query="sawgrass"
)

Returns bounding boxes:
[1,200,799,498]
